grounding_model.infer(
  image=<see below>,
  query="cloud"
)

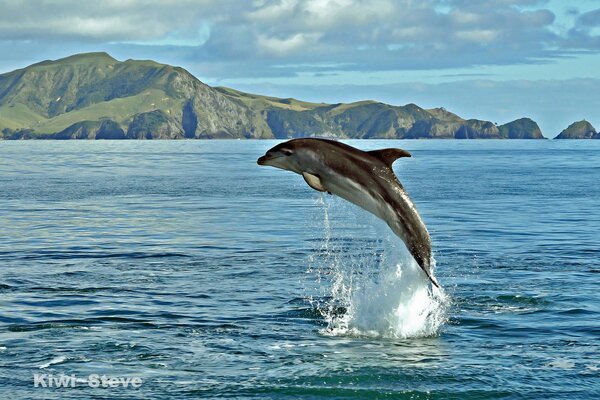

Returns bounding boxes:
[0,0,227,43]
[0,0,598,77]
[562,8,600,50]
[257,32,323,56]
[578,8,600,26]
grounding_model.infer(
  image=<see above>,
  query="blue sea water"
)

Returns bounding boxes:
[0,140,598,399]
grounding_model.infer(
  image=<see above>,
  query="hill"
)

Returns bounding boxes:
[0,53,545,139]
[554,120,598,139]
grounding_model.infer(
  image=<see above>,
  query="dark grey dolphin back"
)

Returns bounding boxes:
[367,148,411,167]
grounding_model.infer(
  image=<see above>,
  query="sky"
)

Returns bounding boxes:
[1,0,599,136]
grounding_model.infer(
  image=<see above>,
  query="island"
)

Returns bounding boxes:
[0,52,546,140]
[554,120,599,139]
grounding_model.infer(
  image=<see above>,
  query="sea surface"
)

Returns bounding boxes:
[0,140,598,399]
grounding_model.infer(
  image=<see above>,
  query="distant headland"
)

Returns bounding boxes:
[0,53,594,140]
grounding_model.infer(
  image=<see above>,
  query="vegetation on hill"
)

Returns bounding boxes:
[498,118,544,139]
[554,120,598,139]
[0,53,548,139]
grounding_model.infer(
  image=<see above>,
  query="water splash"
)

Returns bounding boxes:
[307,195,448,338]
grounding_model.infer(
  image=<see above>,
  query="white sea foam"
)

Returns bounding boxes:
[308,195,448,338]
[545,359,576,369]
[38,355,68,369]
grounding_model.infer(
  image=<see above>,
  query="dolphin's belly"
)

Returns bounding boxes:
[324,172,427,237]
[323,171,430,268]
[324,174,391,223]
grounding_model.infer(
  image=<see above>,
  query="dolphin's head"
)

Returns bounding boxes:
[257,140,309,174]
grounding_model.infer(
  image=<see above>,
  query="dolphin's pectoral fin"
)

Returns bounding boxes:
[368,148,411,167]
[302,172,326,192]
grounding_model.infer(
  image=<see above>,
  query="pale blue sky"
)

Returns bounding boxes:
[0,0,599,136]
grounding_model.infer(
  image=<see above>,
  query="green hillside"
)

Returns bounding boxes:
[498,118,544,139]
[0,52,545,139]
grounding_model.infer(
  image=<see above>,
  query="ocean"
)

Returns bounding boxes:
[0,140,598,399]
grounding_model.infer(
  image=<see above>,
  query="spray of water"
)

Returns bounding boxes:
[307,195,448,338]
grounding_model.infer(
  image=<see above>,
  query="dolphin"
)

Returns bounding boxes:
[257,138,440,288]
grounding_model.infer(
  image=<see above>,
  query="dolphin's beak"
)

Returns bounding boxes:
[257,154,283,166]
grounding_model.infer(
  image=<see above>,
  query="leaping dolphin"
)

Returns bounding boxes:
[257,138,440,288]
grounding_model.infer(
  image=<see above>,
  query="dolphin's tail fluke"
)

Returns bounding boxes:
[426,271,441,289]
[409,245,441,289]
[417,259,440,289]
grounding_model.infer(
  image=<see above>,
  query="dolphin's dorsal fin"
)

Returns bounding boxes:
[368,148,411,167]
[302,172,326,192]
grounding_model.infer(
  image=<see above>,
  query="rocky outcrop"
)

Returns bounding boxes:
[399,118,501,139]
[0,128,35,139]
[498,118,544,139]
[50,119,126,139]
[554,120,597,139]
[1,119,126,139]
[126,110,183,139]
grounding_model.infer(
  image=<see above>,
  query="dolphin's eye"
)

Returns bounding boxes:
[282,149,293,156]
